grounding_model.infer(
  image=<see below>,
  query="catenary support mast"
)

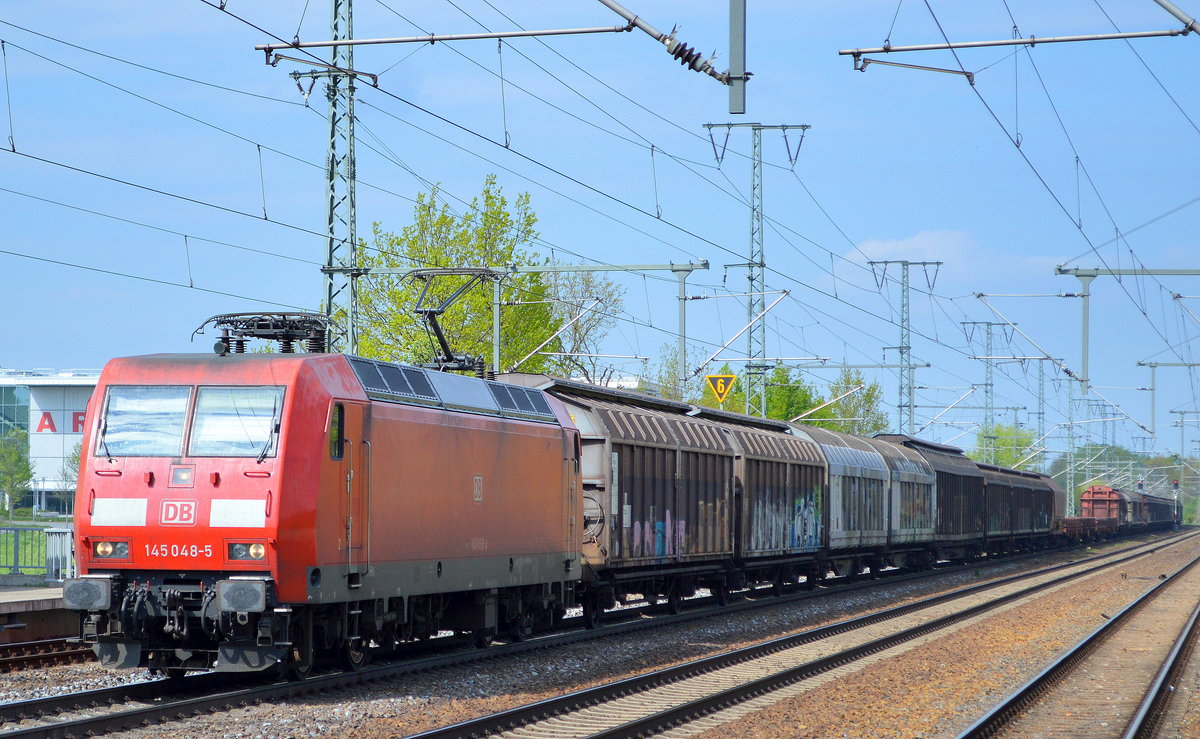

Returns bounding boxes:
[869,260,941,434]
[703,123,809,416]
[325,0,356,351]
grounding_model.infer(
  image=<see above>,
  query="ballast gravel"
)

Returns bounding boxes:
[6,535,1191,738]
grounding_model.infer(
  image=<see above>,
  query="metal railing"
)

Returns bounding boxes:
[0,526,75,581]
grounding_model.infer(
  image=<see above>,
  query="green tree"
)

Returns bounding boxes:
[692,365,832,423]
[61,440,82,488]
[969,423,1037,469]
[357,176,555,372]
[53,440,83,512]
[542,265,626,384]
[816,368,888,436]
[640,343,693,401]
[766,367,831,423]
[695,363,746,411]
[0,430,34,518]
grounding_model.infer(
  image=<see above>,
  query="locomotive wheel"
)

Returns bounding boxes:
[287,641,313,680]
[340,638,370,671]
[507,614,532,642]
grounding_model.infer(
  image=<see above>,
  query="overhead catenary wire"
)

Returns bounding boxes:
[1,40,14,150]
[373,0,943,306]
[0,247,310,310]
[0,31,1041,395]
[6,4,1185,456]
[0,185,319,265]
[915,0,1195,375]
[187,0,986,378]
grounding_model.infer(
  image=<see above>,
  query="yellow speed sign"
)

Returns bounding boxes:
[706,374,736,403]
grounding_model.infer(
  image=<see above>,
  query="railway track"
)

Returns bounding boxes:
[0,640,93,673]
[0,534,1186,738]
[403,533,1197,739]
[959,547,1200,738]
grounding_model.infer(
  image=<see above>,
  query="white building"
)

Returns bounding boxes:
[0,369,100,514]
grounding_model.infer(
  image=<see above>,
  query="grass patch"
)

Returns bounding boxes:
[0,527,49,573]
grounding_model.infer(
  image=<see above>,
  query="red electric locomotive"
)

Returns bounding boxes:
[63,319,582,675]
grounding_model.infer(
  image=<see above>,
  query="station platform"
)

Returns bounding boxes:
[0,585,74,643]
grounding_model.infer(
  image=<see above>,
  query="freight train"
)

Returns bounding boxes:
[62,341,1178,676]
[1055,484,1180,541]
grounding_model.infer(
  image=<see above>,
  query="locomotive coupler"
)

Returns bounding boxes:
[200,589,219,638]
[162,588,189,640]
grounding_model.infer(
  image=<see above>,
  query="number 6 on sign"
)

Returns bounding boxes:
[706,374,736,403]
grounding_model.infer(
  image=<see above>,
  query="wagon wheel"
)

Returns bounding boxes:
[473,629,496,649]
[582,595,602,630]
[804,568,819,591]
[771,571,787,596]
[714,583,730,606]
[666,587,683,615]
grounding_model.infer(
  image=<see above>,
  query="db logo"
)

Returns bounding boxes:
[161,500,197,526]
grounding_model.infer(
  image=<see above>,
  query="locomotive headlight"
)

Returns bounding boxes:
[93,541,129,558]
[228,542,267,561]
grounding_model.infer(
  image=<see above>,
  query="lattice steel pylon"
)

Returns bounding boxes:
[962,321,1001,463]
[323,0,357,352]
[746,126,767,417]
[869,260,940,434]
[703,122,808,417]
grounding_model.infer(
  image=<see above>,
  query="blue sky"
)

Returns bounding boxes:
[1,1,1198,467]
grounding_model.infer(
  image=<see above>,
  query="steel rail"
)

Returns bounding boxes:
[957,552,1200,738]
[1,533,1186,737]
[0,640,93,673]
[408,534,1194,739]
[1122,589,1200,738]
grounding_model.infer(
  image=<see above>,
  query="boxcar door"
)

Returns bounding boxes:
[341,401,370,586]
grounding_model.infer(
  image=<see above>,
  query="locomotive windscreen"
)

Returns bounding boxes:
[98,385,190,456]
[97,385,284,458]
[189,386,283,457]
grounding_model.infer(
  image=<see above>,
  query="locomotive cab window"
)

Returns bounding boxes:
[329,403,344,460]
[97,385,190,457]
[188,386,284,458]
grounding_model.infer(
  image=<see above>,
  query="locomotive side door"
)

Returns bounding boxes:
[339,401,370,586]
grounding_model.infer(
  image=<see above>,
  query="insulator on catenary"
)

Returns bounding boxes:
[670,41,703,70]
